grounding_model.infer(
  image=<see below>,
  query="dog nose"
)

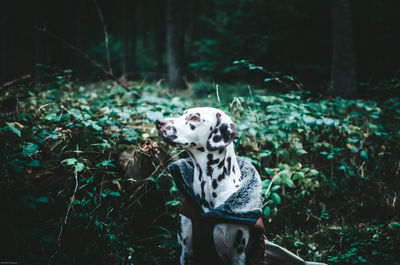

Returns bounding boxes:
[156,119,166,130]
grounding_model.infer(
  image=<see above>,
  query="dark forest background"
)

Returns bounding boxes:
[1,1,400,265]
[2,0,400,95]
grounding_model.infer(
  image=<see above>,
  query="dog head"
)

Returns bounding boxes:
[156,107,239,151]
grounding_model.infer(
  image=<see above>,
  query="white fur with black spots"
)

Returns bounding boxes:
[156,107,250,265]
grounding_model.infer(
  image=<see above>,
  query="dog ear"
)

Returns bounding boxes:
[206,112,239,151]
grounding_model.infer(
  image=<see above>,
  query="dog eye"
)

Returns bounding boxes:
[190,116,200,122]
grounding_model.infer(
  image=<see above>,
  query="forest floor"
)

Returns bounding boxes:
[1,75,400,264]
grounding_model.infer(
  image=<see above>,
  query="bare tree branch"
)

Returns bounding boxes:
[36,27,139,98]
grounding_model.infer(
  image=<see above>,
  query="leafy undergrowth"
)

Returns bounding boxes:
[1,74,399,264]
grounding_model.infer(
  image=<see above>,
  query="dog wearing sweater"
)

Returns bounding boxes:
[156,107,260,265]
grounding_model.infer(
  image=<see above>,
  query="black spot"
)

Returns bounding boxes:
[213,134,222,143]
[232,166,236,174]
[212,179,218,189]
[210,126,213,130]
[219,149,224,154]
[207,154,219,176]
[227,157,232,175]
[197,147,205,152]
[190,142,197,147]
[212,192,217,198]
[196,163,203,181]
[196,113,201,117]
[210,201,214,208]
[172,127,177,133]
[233,179,236,183]
[217,166,227,181]
[201,199,210,209]
[219,123,230,143]
[190,124,195,130]
[218,173,225,181]
[213,128,218,134]
[167,134,177,141]
[235,184,239,188]
[166,125,171,130]
[201,181,206,199]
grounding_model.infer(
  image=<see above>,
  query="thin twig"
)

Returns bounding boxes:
[36,27,139,98]
[1,74,31,89]
[93,0,112,74]
[57,170,79,248]
[98,150,113,205]
[263,173,279,208]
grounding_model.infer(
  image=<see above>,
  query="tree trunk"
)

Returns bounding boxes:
[1,0,7,82]
[330,0,357,98]
[154,0,166,76]
[166,0,187,90]
[34,3,42,82]
[121,0,129,75]
[74,0,82,78]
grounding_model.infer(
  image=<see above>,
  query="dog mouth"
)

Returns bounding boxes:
[157,129,179,145]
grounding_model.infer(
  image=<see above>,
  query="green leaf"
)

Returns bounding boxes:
[2,122,21,137]
[69,200,82,206]
[27,159,40,167]
[263,206,271,217]
[271,185,280,192]
[107,191,121,197]
[96,160,116,167]
[358,256,367,263]
[75,162,84,172]
[282,178,295,188]
[271,193,282,204]
[34,196,49,203]
[264,167,274,176]
[279,170,290,179]
[293,172,304,180]
[294,241,304,247]
[260,150,272,157]
[166,200,180,206]
[261,179,271,190]
[360,150,368,160]
[62,158,77,165]
[22,142,39,157]
[11,159,25,172]
[90,121,102,131]
[264,77,279,83]
[296,149,308,156]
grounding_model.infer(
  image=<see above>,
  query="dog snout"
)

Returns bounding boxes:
[156,119,167,130]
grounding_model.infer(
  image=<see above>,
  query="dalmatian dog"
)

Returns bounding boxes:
[156,107,250,265]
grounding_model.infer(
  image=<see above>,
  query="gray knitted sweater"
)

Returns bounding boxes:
[168,157,262,224]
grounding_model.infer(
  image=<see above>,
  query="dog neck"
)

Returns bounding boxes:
[188,144,242,212]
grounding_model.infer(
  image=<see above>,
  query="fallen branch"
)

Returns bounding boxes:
[1,74,31,89]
